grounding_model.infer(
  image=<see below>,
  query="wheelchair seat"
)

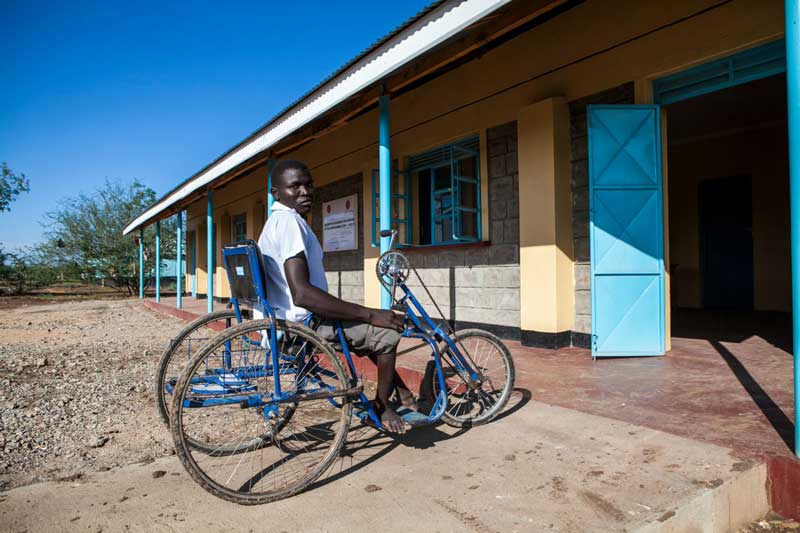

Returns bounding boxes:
[222,239,270,317]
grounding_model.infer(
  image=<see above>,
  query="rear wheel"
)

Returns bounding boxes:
[155,309,248,430]
[434,329,515,427]
[171,319,352,505]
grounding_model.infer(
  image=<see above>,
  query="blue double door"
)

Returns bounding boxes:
[588,105,665,357]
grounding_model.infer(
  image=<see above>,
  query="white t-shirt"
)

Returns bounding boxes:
[257,201,328,322]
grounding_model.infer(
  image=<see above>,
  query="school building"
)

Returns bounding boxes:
[125,0,798,360]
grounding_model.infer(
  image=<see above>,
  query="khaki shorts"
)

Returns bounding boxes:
[316,320,401,358]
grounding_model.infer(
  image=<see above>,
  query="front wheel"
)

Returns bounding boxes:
[434,329,515,427]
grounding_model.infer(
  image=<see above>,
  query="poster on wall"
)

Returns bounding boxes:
[322,194,358,252]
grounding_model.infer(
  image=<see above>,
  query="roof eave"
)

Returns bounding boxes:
[123,0,518,235]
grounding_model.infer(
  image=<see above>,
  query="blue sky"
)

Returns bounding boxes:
[0,0,430,251]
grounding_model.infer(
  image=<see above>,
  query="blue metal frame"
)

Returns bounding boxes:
[233,213,247,242]
[267,157,276,217]
[155,220,161,303]
[370,136,482,247]
[207,191,214,313]
[785,0,800,458]
[412,136,482,245]
[653,39,786,105]
[176,242,357,416]
[190,231,197,298]
[176,211,183,309]
[371,169,411,247]
[224,242,281,395]
[170,240,487,431]
[379,95,391,309]
[138,228,144,298]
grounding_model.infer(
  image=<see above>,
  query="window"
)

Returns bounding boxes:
[372,136,482,246]
[371,168,411,246]
[232,213,247,242]
[413,136,481,245]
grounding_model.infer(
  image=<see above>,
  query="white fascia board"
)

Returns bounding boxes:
[123,0,512,235]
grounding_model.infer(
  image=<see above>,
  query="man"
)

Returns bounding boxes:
[258,159,415,434]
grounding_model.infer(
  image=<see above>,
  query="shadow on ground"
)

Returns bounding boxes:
[310,388,532,492]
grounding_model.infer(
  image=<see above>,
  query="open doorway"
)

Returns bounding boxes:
[698,174,753,310]
[665,73,790,348]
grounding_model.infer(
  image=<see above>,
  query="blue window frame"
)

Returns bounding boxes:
[371,169,411,246]
[411,136,481,245]
[232,213,247,242]
[372,136,482,247]
[653,39,785,105]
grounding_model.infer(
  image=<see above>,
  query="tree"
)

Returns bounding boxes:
[42,180,176,296]
[0,247,58,295]
[0,162,30,212]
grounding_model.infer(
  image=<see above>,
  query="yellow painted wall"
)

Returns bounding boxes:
[279,0,782,319]
[518,98,574,333]
[186,163,269,298]
[184,230,195,295]
[668,123,790,311]
[283,0,781,180]
[171,0,783,329]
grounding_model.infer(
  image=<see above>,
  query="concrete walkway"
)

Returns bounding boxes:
[0,400,766,532]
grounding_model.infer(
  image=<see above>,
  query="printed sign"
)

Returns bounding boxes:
[323,194,358,252]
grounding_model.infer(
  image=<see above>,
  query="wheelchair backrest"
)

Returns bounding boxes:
[222,240,269,312]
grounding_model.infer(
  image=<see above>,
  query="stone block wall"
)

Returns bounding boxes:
[402,264,520,338]
[325,270,364,303]
[312,173,364,304]
[487,121,521,259]
[567,83,634,348]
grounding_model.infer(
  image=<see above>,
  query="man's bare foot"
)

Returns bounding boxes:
[379,405,407,434]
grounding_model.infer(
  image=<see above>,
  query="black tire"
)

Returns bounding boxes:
[155,309,247,430]
[171,319,352,505]
[434,329,515,427]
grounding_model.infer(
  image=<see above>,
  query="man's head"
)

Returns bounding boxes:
[271,160,313,214]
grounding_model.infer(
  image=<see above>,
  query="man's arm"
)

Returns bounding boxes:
[284,253,403,331]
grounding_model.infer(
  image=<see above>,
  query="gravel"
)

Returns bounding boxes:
[0,298,187,491]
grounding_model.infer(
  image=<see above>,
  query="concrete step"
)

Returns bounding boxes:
[636,462,767,533]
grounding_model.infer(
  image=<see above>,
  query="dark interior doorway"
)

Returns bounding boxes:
[666,73,789,315]
[699,175,754,309]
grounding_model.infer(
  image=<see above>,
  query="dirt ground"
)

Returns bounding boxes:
[740,515,800,532]
[0,297,185,490]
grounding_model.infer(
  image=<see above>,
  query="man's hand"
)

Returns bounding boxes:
[368,309,404,332]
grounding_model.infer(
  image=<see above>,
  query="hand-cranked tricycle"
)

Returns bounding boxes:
[156,229,515,505]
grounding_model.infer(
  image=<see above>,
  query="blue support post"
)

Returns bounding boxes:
[191,235,197,298]
[786,0,800,457]
[267,157,276,217]
[176,211,183,309]
[207,191,214,313]
[138,228,144,299]
[155,221,161,303]
[379,94,391,310]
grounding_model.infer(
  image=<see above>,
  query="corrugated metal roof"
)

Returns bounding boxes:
[123,0,511,235]
[192,1,448,186]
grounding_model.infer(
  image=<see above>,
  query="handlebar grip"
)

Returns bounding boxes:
[379,229,396,238]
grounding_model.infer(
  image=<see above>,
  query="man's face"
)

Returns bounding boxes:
[273,168,314,214]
